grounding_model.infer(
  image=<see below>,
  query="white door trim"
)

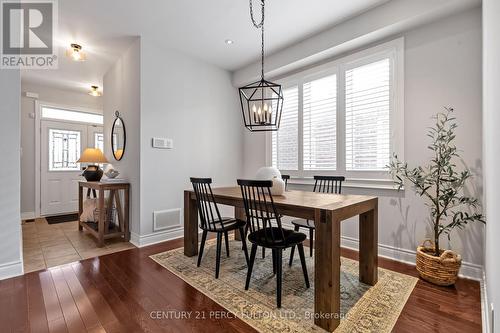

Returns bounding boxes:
[35,100,41,218]
[34,101,103,218]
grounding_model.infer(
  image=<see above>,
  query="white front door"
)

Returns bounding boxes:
[40,121,88,216]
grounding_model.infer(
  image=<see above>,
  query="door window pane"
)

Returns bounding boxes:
[95,133,104,151]
[42,107,103,124]
[49,129,81,171]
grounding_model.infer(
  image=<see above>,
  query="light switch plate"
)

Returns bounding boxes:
[152,137,173,149]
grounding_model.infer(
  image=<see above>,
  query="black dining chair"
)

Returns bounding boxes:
[281,174,290,189]
[238,179,310,308]
[261,174,290,260]
[289,175,345,266]
[190,177,249,279]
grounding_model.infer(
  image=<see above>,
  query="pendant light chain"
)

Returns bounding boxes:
[250,0,266,80]
[239,0,283,132]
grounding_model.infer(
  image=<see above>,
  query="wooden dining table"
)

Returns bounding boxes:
[183,187,378,332]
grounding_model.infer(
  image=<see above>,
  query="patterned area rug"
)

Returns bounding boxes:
[150,239,417,333]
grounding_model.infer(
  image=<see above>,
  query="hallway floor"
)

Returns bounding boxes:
[22,218,135,273]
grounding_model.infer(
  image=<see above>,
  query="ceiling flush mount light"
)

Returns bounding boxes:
[88,85,102,97]
[238,0,283,132]
[67,43,87,61]
[225,39,234,45]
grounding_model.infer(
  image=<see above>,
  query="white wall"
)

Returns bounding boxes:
[103,38,141,237]
[483,0,500,330]
[20,82,103,216]
[239,8,484,277]
[0,69,23,279]
[137,36,243,244]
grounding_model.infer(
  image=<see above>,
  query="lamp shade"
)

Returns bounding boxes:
[77,148,109,164]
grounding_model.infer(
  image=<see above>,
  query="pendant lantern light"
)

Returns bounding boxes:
[238,0,284,132]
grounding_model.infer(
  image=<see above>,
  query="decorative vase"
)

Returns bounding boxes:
[270,176,285,195]
[255,166,282,181]
[104,164,120,179]
[415,239,462,286]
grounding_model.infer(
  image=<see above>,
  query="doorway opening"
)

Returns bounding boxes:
[38,105,104,216]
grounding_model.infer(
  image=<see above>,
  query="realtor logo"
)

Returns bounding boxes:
[1,0,58,69]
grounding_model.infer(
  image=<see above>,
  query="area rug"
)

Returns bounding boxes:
[150,239,417,333]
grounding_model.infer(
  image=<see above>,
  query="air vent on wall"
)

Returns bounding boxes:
[153,208,181,231]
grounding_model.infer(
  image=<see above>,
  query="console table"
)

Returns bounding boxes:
[78,181,130,247]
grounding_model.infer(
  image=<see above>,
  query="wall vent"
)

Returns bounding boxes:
[153,208,181,231]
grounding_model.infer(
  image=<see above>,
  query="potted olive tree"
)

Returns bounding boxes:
[389,107,484,286]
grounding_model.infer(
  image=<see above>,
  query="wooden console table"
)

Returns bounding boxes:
[78,181,130,247]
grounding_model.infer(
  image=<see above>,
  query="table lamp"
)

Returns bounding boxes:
[77,148,109,181]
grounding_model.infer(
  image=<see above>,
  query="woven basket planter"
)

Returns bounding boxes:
[416,240,462,286]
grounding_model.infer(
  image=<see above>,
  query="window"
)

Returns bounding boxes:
[270,39,403,181]
[42,107,103,124]
[95,133,104,151]
[303,74,337,170]
[49,129,81,171]
[345,59,390,171]
[271,86,299,170]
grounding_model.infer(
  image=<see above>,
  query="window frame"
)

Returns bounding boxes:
[267,38,404,185]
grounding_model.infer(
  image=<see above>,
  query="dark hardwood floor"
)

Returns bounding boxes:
[0,237,481,333]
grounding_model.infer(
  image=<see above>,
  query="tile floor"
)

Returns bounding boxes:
[22,217,136,273]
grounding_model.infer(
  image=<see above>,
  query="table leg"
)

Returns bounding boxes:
[359,201,378,285]
[184,191,198,257]
[234,206,246,241]
[105,190,115,232]
[314,209,341,332]
[97,189,105,247]
[78,185,83,231]
[114,191,124,233]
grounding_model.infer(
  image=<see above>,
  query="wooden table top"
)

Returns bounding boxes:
[79,181,130,189]
[186,186,377,216]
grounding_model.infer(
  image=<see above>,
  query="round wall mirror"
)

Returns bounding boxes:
[111,111,126,161]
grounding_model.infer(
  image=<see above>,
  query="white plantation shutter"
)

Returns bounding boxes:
[345,58,391,171]
[272,86,299,170]
[303,74,337,170]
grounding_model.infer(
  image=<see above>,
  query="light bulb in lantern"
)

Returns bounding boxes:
[252,104,257,123]
[263,103,269,123]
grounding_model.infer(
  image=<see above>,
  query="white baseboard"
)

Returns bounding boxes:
[0,260,23,280]
[340,235,483,281]
[130,227,184,248]
[21,212,35,220]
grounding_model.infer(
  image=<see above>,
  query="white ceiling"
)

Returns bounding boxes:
[21,0,389,93]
